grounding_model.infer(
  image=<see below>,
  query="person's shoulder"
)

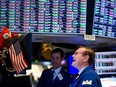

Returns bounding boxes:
[60,67,70,76]
[43,68,52,72]
[41,68,52,76]
[85,68,96,75]
[61,67,68,72]
[84,69,100,79]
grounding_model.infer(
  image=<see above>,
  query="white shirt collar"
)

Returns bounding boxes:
[52,67,61,75]
[78,66,88,75]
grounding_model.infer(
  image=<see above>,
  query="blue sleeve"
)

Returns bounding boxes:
[78,74,102,87]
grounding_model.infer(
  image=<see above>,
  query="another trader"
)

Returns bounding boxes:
[37,48,72,87]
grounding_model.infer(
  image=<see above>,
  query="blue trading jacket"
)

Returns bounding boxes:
[37,67,73,87]
[70,66,102,87]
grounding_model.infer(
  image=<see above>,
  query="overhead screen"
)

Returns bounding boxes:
[93,0,116,38]
[0,0,116,38]
[0,0,88,34]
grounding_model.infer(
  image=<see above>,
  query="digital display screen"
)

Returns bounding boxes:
[0,0,87,34]
[93,0,116,38]
[69,55,79,75]
[95,51,116,77]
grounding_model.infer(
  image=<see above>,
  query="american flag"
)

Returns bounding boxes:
[9,40,28,74]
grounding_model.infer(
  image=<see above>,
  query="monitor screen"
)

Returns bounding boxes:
[92,0,116,38]
[68,55,79,75]
[95,51,116,77]
[0,0,89,34]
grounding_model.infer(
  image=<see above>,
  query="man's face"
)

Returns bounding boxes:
[72,48,86,70]
[51,52,63,69]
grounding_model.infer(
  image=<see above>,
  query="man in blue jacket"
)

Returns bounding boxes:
[70,46,102,87]
[37,48,72,87]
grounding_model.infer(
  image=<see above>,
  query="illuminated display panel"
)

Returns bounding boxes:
[95,51,116,77]
[0,0,87,34]
[93,0,116,38]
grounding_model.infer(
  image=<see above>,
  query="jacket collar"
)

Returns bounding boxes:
[79,66,91,76]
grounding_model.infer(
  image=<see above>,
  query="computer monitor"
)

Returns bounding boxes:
[92,0,116,38]
[95,51,116,77]
[68,55,79,75]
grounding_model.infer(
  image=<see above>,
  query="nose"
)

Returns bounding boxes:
[72,54,74,58]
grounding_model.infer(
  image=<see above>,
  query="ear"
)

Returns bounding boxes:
[83,55,89,62]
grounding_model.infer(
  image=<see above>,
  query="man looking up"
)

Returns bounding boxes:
[70,46,102,87]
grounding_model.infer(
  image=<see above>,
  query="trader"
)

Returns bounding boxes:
[37,48,72,87]
[70,46,102,87]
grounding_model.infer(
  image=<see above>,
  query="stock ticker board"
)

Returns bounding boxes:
[0,0,86,34]
[93,0,116,38]
[0,0,116,38]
